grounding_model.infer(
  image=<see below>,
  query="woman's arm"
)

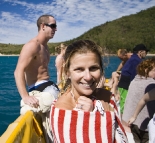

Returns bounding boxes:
[128,88,155,125]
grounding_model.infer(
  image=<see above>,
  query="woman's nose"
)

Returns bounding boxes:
[83,70,92,80]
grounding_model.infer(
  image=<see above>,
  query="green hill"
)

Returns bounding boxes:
[0,6,155,54]
[66,6,155,53]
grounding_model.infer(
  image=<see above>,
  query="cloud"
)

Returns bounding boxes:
[0,0,155,44]
[0,11,37,44]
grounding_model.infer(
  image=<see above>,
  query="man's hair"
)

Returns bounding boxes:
[117,49,128,56]
[37,14,54,31]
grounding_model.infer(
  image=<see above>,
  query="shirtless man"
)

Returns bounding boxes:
[14,15,59,108]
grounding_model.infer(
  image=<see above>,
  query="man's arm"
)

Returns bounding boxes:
[128,88,155,125]
[14,42,39,108]
[116,61,125,71]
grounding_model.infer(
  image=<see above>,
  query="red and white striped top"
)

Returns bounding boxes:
[50,96,128,143]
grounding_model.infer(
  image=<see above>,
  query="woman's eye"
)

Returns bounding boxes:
[90,67,100,71]
[75,68,83,71]
[74,66,100,72]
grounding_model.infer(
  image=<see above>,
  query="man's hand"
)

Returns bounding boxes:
[23,96,39,108]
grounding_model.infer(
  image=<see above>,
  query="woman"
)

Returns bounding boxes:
[50,40,128,143]
[55,43,67,88]
[128,88,155,143]
[122,57,155,143]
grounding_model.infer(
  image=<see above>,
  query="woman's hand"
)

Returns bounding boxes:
[128,116,136,126]
[77,96,94,112]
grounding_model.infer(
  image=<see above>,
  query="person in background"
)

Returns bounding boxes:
[104,49,132,89]
[14,14,59,142]
[14,14,59,107]
[50,40,128,142]
[105,49,132,118]
[118,44,149,114]
[128,88,155,143]
[122,57,155,143]
[55,43,67,87]
[117,49,132,71]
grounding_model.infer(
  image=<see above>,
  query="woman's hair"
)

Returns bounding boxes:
[64,40,103,75]
[55,43,67,54]
[62,40,104,91]
[37,14,54,31]
[137,57,155,77]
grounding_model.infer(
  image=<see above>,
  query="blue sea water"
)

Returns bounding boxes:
[0,56,120,136]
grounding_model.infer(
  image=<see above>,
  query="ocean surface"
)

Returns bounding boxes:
[0,56,120,136]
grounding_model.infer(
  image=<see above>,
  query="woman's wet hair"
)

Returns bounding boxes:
[64,40,104,74]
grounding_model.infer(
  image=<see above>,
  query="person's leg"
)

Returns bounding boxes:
[118,88,128,114]
[104,71,120,88]
[110,73,120,94]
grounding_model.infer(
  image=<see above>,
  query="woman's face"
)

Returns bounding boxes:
[148,67,155,79]
[68,52,102,97]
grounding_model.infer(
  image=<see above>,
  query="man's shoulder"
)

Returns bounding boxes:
[21,39,40,53]
[27,39,40,48]
[127,54,140,62]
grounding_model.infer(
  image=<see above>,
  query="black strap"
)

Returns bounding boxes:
[29,81,59,92]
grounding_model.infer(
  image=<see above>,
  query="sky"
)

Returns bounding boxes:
[0,0,155,44]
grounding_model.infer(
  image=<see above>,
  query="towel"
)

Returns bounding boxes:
[50,98,128,143]
[20,90,56,143]
[20,90,55,115]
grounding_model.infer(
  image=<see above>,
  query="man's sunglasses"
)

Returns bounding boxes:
[45,23,57,29]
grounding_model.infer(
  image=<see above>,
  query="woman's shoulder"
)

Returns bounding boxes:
[54,91,75,110]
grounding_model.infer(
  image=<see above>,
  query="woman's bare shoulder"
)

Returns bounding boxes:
[55,92,75,110]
